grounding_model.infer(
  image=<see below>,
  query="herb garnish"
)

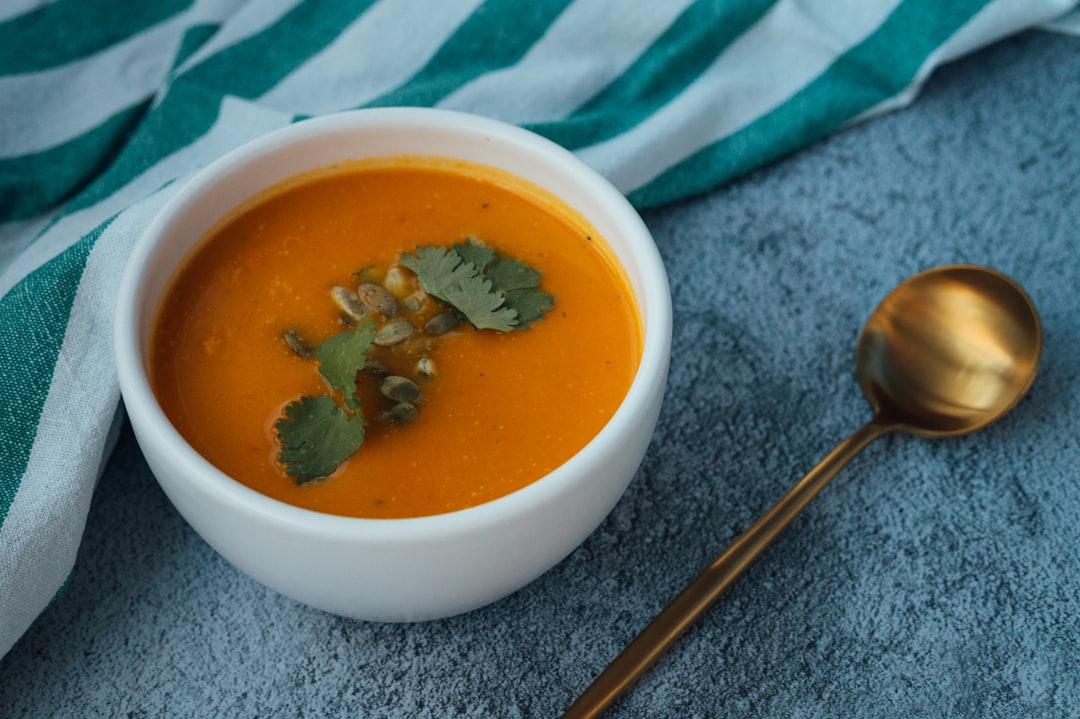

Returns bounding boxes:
[314,319,377,410]
[400,240,554,331]
[274,239,554,483]
[274,320,376,484]
[275,394,367,484]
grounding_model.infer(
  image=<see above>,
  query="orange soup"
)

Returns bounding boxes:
[150,157,641,518]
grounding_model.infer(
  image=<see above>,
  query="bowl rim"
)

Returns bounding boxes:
[113,107,672,542]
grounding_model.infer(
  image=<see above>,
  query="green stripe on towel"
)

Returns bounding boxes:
[0,218,109,527]
[528,0,779,151]
[0,104,147,222]
[363,0,574,109]
[0,0,190,72]
[175,0,379,100]
[628,0,994,207]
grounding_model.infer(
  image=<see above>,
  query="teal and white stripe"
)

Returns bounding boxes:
[2,0,1076,658]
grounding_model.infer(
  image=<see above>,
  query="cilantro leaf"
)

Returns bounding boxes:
[443,274,519,331]
[485,253,541,292]
[502,286,556,327]
[316,319,377,409]
[453,239,495,272]
[483,252,554,326]
[398,245,462,299]
[467,241,555,328]
[400,245,519,332]
[275,395,366,483]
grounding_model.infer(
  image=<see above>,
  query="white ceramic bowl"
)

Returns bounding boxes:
[113,108,671,622]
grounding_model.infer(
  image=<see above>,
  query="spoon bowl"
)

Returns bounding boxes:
[856,265,1042,437]
[563,264,1042,718]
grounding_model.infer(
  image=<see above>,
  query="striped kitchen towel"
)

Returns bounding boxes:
[2,0,1076,659]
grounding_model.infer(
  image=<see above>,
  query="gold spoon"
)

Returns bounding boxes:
[562,264,1043,718]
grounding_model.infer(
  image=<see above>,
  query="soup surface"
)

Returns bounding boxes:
[151,157,641,518]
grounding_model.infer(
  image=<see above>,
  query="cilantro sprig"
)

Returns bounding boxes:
[274,321,375,484]
[315,319,377,410]
[400,239,554,331]
[275,395,366,484]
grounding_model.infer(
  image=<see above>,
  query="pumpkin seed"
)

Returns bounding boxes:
[282,329,313,359]
[380,375,421,403]
[362,360,390,378]
[383,266,411,298]
[389,402,419,424]
[356,283,399,317]
[377,401,419,425]
[424,311,460,337]
[352,265,381,284]
[402,295,421,312]
[374,318,415,346]
[331,286,366,322]
[415,356,436,380]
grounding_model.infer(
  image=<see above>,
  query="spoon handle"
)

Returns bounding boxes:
[561,419,890,719]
